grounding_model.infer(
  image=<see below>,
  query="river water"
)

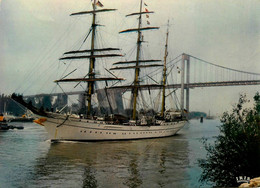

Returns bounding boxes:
[0,119,219,188]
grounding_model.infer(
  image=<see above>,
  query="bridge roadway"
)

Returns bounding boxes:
[24,80,260,98]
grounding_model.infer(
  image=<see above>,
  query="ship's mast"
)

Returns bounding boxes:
[160,20,170,117]
[110,0,160,121]
[87,0,97,117]
[55,1,124,118]
[132,0,143,120]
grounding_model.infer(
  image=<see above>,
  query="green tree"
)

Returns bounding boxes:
[198,93,260,187]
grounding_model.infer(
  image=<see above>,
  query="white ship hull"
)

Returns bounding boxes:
[38,115,186,141]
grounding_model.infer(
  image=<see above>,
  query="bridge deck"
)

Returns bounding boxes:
[24,80,260,97]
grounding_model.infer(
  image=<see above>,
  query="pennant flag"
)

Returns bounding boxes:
[147,20,150,25]
[146,14,149,18]
[145,8,149,12]
[144,3,148,6]
[96,1,104,7]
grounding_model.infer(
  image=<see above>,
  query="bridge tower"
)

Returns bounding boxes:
[181,53,190,116]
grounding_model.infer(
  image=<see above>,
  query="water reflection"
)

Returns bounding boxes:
[82,164,97,188]
[124,157,142,188]
[32,136,189,187]
[159,148,166,174]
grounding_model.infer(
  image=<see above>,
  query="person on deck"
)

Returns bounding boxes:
[0,113,6,122]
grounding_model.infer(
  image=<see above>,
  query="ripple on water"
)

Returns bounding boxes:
[0,120,220,187]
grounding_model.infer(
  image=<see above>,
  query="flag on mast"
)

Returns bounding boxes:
[96,0,104,7]
[145,8,149,12]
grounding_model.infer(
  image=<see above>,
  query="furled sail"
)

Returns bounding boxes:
[64,48,120,55]
[59,54,122,60]
[54,77,124,83]
[110,64,163,70]
[70,9,117,16]
[126,11,154,17]
[119,27,159,34]
[113,60,161,65]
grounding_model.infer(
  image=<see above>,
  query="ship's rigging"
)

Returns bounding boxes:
[110,0,163,120]
[57,0,124,117]
[47,0,180,119]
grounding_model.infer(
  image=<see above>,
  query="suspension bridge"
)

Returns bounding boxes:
[174,53,260,113]
[24,53,260,113]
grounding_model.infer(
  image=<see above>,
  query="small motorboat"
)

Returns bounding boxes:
[0,122,9,130]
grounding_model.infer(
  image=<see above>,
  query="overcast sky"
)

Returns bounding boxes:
[0,0,259,115]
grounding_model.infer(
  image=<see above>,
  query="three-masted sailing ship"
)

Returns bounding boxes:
[12,0,187,141]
